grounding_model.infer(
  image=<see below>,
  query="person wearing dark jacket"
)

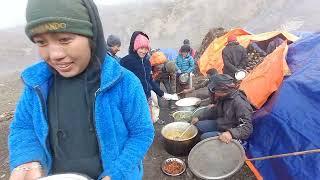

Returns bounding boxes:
[192,74,253,143]
[222,35,248,78]
[121,32,174,100]
[106,34,121,62]
[9,1,154,180]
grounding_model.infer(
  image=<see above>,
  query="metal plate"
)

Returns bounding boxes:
[188,137,245,179]
[39,174,91,180]
[175,97,201,107]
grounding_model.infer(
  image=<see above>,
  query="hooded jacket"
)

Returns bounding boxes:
[222,42,248,77]
[9,1,154,179]
[9,56,154,180]
[107,46,121,62]
[197,90,253,140]
[42,0,107,177]
[121,31,164,98]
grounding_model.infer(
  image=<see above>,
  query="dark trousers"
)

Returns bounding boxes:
[195,119,220,140]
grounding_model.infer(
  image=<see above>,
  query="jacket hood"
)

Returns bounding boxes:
[128,31,149,54]
[21,55,123,90]
[82,0,107,63]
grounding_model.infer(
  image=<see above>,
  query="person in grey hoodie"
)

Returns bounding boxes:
[192,74,253,143]
[106,34,121,62]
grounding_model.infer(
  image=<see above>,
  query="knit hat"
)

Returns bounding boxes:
[134,34,150,51]
[208,74,235,93]
[180,44,191,53]
[183,39,190,45]
[25,0,93,41]
[107,34,121,47]
[227,35,237,43]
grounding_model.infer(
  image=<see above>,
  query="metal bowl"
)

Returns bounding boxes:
[235,70,247,80]
[179,73,190,84]
[172,110,193,122]
[161,158,186,176]
[175,97,201,111]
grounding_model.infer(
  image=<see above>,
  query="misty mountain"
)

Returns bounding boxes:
[0,0,319,74]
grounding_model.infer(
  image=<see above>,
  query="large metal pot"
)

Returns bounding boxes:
[161,122,199,156]
[175,97,201,111]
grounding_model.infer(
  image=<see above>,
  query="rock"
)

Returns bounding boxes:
[195,27,227,61]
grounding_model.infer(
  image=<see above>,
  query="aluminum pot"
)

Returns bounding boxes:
[161,122,199,156]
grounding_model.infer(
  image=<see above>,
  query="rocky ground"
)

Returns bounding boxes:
[0,74,255,180]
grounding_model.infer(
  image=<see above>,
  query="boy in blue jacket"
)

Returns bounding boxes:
[175,45,195,96]
[8,0,154,180]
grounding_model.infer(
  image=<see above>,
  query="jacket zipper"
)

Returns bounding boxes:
[141,59,150,93]
[34,85,52,174]
[93,88,103,161]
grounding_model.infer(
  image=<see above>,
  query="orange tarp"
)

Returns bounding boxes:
[239,42,289,108]
[198,28,298,75]
[198,28,250,75]
[198,28,298,108]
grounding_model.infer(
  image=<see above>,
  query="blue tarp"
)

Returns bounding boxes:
[159,48,179,61]
[247,33,320,180]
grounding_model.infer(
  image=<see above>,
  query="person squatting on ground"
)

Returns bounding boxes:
[222,35,248,78]
[121,31,176,121]
[150,50,178,109]
[8,0,154,180]
[106,34,121,62]
[191,73,253,143]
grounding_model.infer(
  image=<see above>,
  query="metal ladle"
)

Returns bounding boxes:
[175,121,196,140]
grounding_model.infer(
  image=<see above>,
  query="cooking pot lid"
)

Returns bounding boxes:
[188,137,245,179]
[175,97,201,107]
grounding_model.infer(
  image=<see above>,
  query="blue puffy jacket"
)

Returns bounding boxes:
[8,55,155,180]
[175,54,195,73]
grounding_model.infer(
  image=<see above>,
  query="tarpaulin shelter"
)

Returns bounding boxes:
[159,48,179,61]
[248,33,320,180]
[198,28,298,108]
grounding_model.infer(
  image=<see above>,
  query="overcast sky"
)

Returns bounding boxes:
[0,0,136,29]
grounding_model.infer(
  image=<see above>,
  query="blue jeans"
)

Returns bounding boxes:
[195,120,221,140]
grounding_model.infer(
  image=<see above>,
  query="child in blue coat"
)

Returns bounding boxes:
[8,0,154,180]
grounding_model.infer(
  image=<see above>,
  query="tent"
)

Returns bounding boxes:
[247,33,320,179]
[198,28,298,108]
[159,48,179,61]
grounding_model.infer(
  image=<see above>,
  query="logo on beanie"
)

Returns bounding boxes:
[31,22,67,34]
